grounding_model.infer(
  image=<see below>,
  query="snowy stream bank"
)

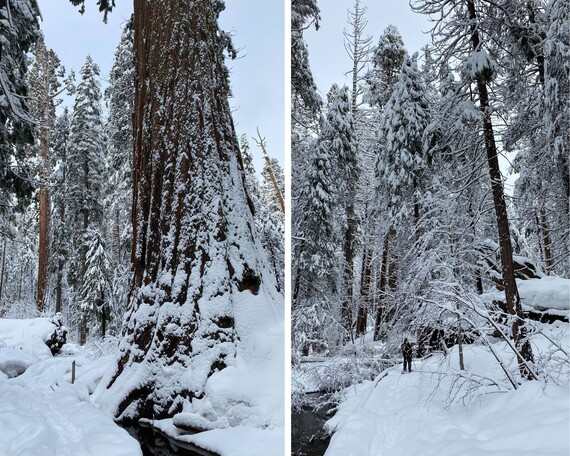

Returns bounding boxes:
[292,393,332,456]
[0,318,281,456]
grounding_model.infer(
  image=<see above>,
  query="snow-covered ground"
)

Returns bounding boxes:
[322,321,570,456]
[0,318,142,456]
[1,315,283,456]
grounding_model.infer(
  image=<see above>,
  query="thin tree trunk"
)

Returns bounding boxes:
[18,262,23,302]
[538,207,553,274]
[80,315,87,345]
[0,237,6,305]
[55,266,63,313]
[79,146,90,341]
[113,206,121,267]
[356,245,372,336]
[373,228,393,340]
[467,0,534,379]
[458,328,465,370]
[100,290,106,337]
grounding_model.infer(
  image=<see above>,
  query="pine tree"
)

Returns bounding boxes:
[291,0,321,114]
[0,0,40,219]
[81,227,111,336]
[67,55,105,343]
[377,55,430,223]
[105,22,134,269]
[366,25,407,108]
[322,85,358,338]
[293,134,338,355]
[50,109,72,314]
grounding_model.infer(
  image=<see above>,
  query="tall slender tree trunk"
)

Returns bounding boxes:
[79,148,90,345]
[37,126,50,313]
[467,0,534,379]
[112,207,121,267]
[538,208,553,274]
[55,266,63,313]
[0,238,6,311]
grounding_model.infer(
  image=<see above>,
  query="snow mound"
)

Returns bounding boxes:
[482,276,570,316]
[517,276,570,312]
[154,421,282,456]
[0,348,35,378]
[0,318,59,359]
[0,381,142,456]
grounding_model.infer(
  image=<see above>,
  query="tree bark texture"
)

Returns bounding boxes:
[99,0,281,423]
[467,0,534,378]
[37,126,50,313]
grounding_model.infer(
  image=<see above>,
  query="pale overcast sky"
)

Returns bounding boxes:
[304,0,432,99]
[304,1,516,190]
[37,1,284,172]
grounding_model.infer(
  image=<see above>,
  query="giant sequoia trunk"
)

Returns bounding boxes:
[467,0,534,379]
[96,0,282,424]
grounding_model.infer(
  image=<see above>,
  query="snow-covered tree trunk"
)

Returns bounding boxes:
[98,0,281,422]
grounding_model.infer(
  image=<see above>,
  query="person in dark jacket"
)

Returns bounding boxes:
[401,338,413,373]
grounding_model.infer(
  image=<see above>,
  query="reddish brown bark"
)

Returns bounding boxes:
[37,127,50,312]
[105,0,265,421]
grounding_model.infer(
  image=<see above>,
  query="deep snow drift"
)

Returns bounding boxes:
[1,310,283,456]
[0,318,142,456]
[322,321,569,456]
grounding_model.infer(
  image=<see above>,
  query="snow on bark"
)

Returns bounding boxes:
[93,0,283,432]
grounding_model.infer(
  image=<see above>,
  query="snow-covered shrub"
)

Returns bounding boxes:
[3,300,39,320]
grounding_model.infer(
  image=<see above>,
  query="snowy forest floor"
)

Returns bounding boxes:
[310,321,569,456]
[0,318,283,456]
[0,320,141,455]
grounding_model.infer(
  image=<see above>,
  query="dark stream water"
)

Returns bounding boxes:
[124,423,218,456]
[292,393,333,456]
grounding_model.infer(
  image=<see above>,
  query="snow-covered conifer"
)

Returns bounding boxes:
[67,56,105,343]
[0,0,40,216]
[366,25,407,108]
